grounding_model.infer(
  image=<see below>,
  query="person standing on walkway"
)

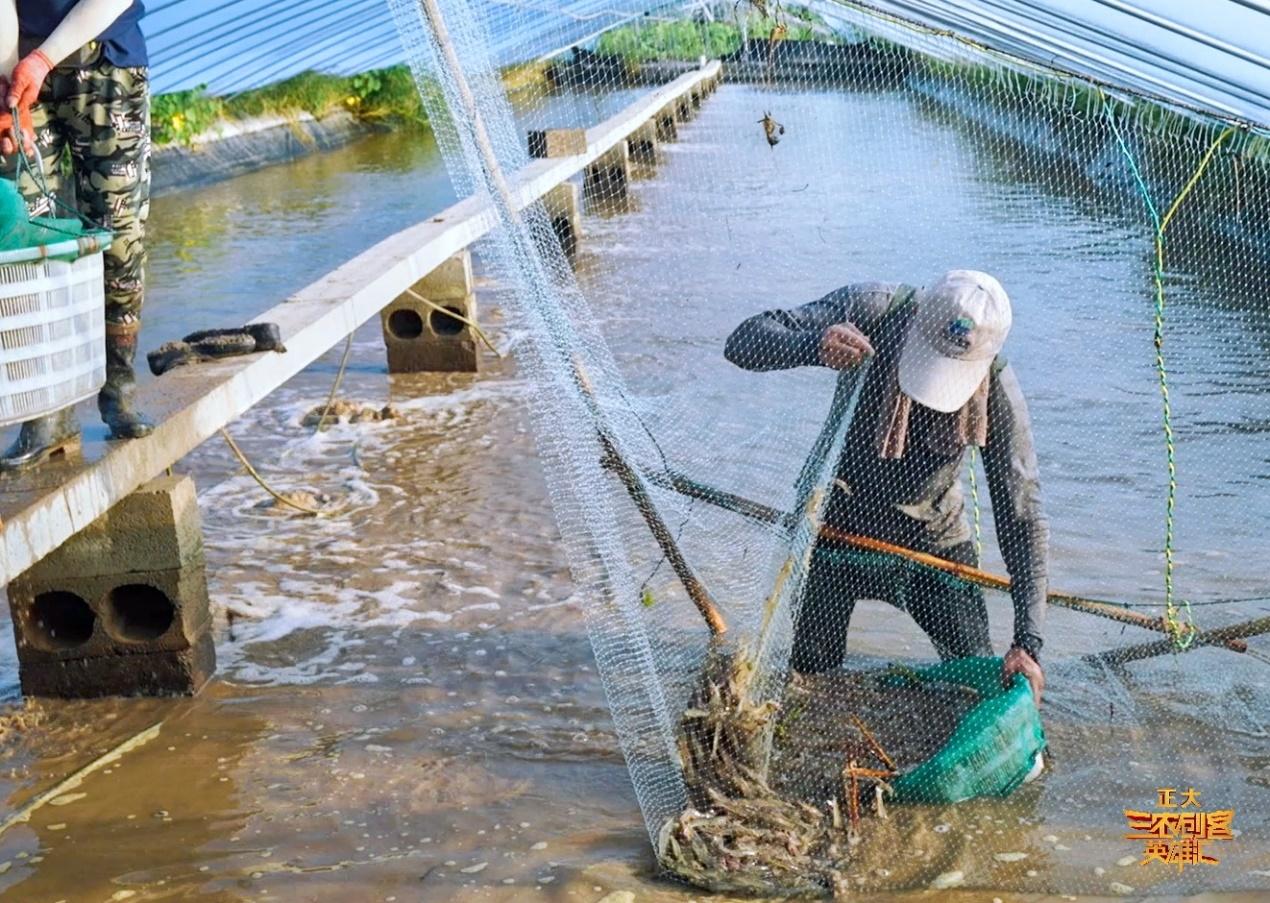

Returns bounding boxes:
[0,0,153,469]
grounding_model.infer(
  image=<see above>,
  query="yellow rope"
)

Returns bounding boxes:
[313,333,355,434]
[219,428,324,516]
[403,287,502,356]
[1159,128,1235,236]
[1102,91,1236,650]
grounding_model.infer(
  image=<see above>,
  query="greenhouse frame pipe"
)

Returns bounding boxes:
[838,0,1260,122]
[163,0,385,87]
[146,0,272,41]
[955,0,1270,118]
[1225,0,1270,13]
[152,12,390,94]
[218,19,402,95]
[864,0,1253,117]
[905,0,1270,115]
[145,0,196,15]
[151,0,345,70]
[1087,0,1270,72]
[993,0,1270,108]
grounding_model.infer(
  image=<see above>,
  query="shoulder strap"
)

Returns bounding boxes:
[991,355,1008,374]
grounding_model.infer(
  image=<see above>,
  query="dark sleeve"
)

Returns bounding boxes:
[723,282,898,372]
[982,363,1049,656]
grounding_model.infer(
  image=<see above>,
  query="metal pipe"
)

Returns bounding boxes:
[151,0,345,70]
[1085,0,1270,72]
[964,0,1270,112]
[164,0,385,89]
[213,18,400,95]
[856,0,1261,121]
[1085,614,1270,666]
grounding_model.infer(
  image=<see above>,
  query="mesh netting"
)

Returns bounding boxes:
[387,1,1269,896]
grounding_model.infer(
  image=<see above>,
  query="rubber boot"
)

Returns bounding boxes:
[0,407,82,471]
[98,323,155,440]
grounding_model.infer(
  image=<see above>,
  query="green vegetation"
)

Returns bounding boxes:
[919,55,1270,236]
[150,61,558,147]
[596,21,743,62]
[923,56,1270,164]
[593,6,830,63]
[150,65,427,147]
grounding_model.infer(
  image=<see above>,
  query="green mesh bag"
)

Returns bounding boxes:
[1,178,107,259]
[888,656,1046,804]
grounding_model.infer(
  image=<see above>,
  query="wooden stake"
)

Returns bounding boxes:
[577,360,727,636]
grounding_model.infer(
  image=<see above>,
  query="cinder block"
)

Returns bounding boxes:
[411,251,472,302]
[20,628,215,698]
[381,291,480,373]
[542,182,581,261]
[527,128,587,159]
[23,475,203,580]
[674,96,693,122]
[627,121,658,165]
[655,108,678,142]
[9,558,212,664]
[4,475,217,699]
[584,143,629,203]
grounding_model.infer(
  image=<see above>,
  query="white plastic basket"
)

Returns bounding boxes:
[0,234,110,428]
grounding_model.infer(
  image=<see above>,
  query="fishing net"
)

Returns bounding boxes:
[387,0,1270,896]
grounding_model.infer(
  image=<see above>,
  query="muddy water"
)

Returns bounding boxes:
[0,81,1268,902]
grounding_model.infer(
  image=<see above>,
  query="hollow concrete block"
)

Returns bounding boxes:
[627,121,658,165]
[381,288,480,374]
[412,249,473,301]
[9,560,212,665]
[5,474,216,698]
[527,128,587,159]
[542,182,581,262]
[20,629,215,699]
[21,474,203,580]
[584,143,629,203]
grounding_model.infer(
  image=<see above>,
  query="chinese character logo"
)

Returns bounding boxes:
[1125,787,1234,871]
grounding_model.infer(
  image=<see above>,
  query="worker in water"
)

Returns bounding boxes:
[725,270,1047,703]
[0,0,153,469]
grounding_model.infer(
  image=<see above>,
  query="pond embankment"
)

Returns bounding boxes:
[151,110,386,197]
[908,67,1270,265]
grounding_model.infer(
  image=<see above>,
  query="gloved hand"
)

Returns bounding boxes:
[0,104,35,157]
[2,50,54,156]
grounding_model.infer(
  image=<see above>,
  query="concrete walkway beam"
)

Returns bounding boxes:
[0,60,724,588]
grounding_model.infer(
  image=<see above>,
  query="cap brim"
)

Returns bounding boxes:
[897,330,993,413]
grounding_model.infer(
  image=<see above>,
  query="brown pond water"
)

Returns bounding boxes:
[0,82,1268,901]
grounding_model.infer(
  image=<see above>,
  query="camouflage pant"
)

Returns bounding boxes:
[1,56,151,325]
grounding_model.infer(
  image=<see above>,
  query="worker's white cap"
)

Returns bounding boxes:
[898,270,1012,413]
